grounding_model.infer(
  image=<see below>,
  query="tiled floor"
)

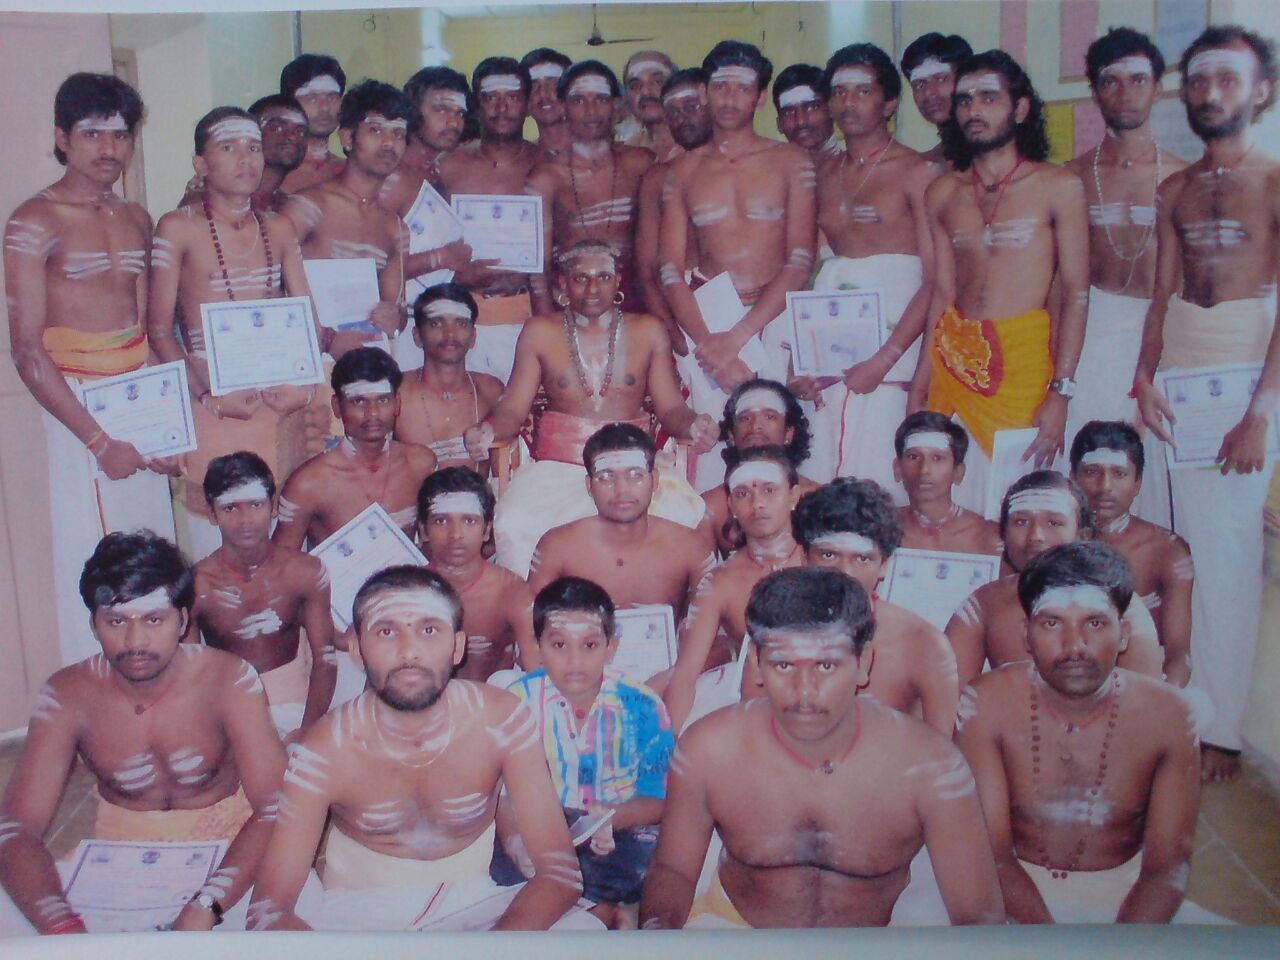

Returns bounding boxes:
[0,736,1276,925]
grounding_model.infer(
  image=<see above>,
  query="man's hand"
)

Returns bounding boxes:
[464,421,496,461]
[694,331,745,383]
[1023,392,1068,466]
[1134,381,1176,445]
[787,375,823,402]
[170,901,217,932]
[326,328,378,358]
[434,239,474,273]
[843,352,894,395]
[261,384,315,417]
[146,453,186,477]
[688,414,719,453]
[367,302,403,337]
[94,437,147,480]
[208,389,263,421]
[452,259,509,288]
[1218,411,1269,475]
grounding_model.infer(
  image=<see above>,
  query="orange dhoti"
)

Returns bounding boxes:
[927,304,1053,457]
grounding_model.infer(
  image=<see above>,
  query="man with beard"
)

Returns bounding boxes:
[640,567,1004,928]
[617,51,678,161]
[635,67,713,347]
[246,566,589,930]
[918,51,1089,511]
[439,57,543,381]
[5,72,178,666]
[899,33,973,165]
[0,532,285,933]
[522,48,574,160]
[772,64,840,159]
[659,41,817,408]
[527,61,654,312]
[285,80,412,359]
[791,43,939,490]
[957,542,1204,923]
[1133,25,1280,781]
[1064,29,1189,527]
[279,54,347,193]
[945,470,1163,689]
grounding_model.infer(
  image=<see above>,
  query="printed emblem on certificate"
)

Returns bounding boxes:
[200,296,323,395]
[786,288,886,378]
[883,548,1002,631]
[613,604,678,683]
[1155,363,1278,469]
[64,838,227,932]
[77,360,197,477]
[451,194,543,272]
[311,503,427,630]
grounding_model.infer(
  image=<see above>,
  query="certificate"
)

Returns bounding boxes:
[200,296,324,395]
[613,604,678,684]
[405,180,463,290]
[786,288,887,378]
[1156,363,1278,469]
[883,549,1002,631]
[76,361,196,476]
[303,257,383,336]
[311,503,427,630]
[451,193,543,272]
[64,838,226,933]
[982,426,1063,520]
[684,272,769,398]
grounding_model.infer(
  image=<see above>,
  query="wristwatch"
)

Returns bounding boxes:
[188,891,224,926]
[1049,377,1077,399]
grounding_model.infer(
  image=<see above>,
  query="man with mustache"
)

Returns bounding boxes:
[772,64,840,159]
[247,566,591,930]
[640,567,1004,928]
[0,532,286,933]
[284,80,412,361]
[899,33,972,166]
[5,72,178,666]
[916,51,1089,512]
[1132,25,1280,782]
[247,95,308,213]
[279,53,347,193]
[956,541,1203,923]
[617,50,679,162]
[522,48,574,160]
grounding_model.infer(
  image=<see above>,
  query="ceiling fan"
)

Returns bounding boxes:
[561,4,657,47]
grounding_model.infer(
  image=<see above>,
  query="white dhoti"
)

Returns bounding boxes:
[804,255,922,502]
[1068,287,1171,526]
[466,291,532,382]
[260,644,311,737]
[1020,854,1228,924]
[43,403,177,667]
[1162,294,1276,751]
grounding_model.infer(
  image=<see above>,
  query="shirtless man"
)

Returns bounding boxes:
[527,60,654,312]
[394,283,502,471]
[659,40,817,396]
[0,532,284,933]
[528,423,717,626]
[1133,26,1280,782]
[772,64,840,159]
[246,566,583,930]
[147,105,318,561]
[191,452,336,740]
[1069,421,1193,686]
[285,80,411,358]
[898,33,973,165]
[792,43,940,490]
[1064,29,1190,527]
[279,54,346,193]
[704,379,819,555]
[894,412,1003,555]
[634,68,712,343]
[956,541,1200,923]
[5,72,178,665]
[640,567,1004,928]
[274,347,437,549]
[618,51,678,162]
[919,51,1089,508]
[184,94,310,213]
[463,240,715,578]
[438,57,543,381]
[793,478,960,735]
[666,447,803,732]
[417,467,537,680]
[945,470,1165,689]
[522,48,573,160]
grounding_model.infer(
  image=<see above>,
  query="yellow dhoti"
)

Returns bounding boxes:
[686,870,750,928]
[94,788,254,843]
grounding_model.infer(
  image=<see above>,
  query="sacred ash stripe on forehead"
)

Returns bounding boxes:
[1007,487,1076,516]
[569,75,613,98]
[106,587,173,615]
[1079,448,1132,468]
[958,73,1004,94]
[903,430,951,451]
[627,60,672,80]
[592,449,649,472]
[431,492,484,517]
[909,58,952,83]
[295,75,341,96]
[269,109,309,127]
[479,74,523,94]
[831,67,876,88]
[529,63,564,81]
[778,85,818,108]
[214,480,270,506]
[1100,55,1154,78]
[727,460,787,490]
[425,299,473,320]
[734,387,786,415]
[710,65,759,86]
[1030,584,1114,615]
[663,86,700,104]
[1188,48,1255,78]
[430,90,467,111]
[811,531,877,554]
[209,118,263,143]
[75,113,128,133]
[342,379,394,398]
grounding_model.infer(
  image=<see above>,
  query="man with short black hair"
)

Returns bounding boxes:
[772,64,839,158]
[522,48,574,160]
[618,50,679,161]
[279,53,347,192]
[899,32,973,164]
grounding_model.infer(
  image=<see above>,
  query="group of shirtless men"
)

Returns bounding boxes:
[2,13,1277,935]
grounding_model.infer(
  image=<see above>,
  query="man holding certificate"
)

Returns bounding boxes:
[1132,25,1280,782]
[5,72,180,665]
[148,106,322,562]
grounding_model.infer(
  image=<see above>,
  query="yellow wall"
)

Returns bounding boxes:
[300,7,426,88]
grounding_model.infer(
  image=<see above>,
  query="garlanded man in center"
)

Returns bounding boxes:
[464,239,717,578]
